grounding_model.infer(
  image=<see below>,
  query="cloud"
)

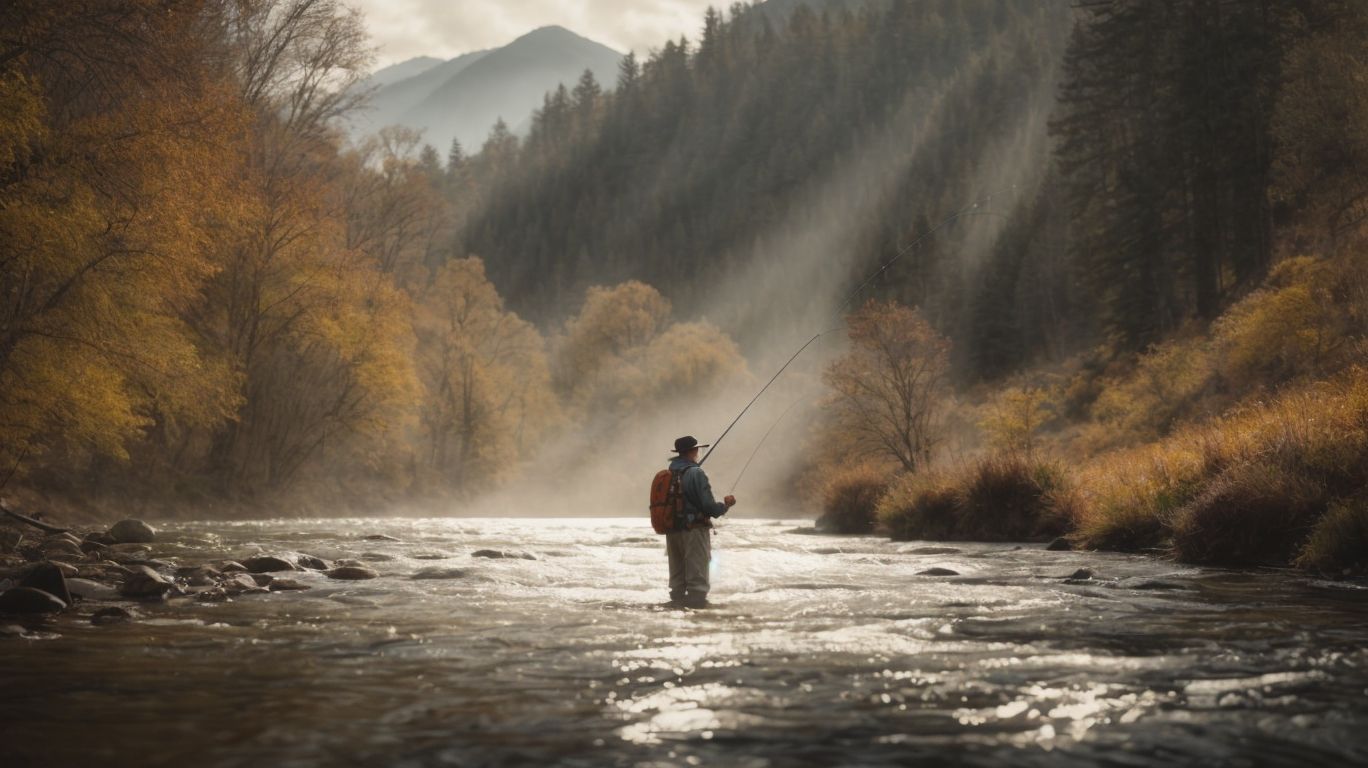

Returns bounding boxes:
[349,0,720,67]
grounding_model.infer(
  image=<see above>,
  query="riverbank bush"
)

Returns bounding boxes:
[816,464,890,534]
[877,455,1076,542]
[1074,370,1368,568]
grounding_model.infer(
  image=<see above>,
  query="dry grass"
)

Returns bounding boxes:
[1073,369,1368,568]
[876,454,1074,542]
[816,463,891,534]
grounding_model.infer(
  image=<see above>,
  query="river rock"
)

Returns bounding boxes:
[267,578,310,591]
[19,562,71,605]
[217,560,247,573]
[120,565,175,599]
[241,555,300,573]
[412,553,452,560]
[326,565,379,580]
[363,534,400,542]
[41,539,86,560]
[1065,568,1094,581]
[295,554,330,571]
[471,549,537,561]
[66,578,119,601]
[91,606,134,626]
[79,540,109,556]
[222,573,267,595]
[0,586,67,614]
[248,573,274,587]
[917,567,960,576]
[1046,537,1073,552]
[410,567,468,580]
[107,519,157,544]
[359,552,395,562]
[176,565,222,586]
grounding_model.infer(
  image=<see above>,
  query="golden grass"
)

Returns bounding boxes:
[816,463,890,534]
[876,454,1074,542]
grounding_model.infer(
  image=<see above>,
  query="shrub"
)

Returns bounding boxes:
[876,455,1076,542]
[1170,461,1328,566]
[816,464,890,534]
[1296,496,1368,573]
[877,471,959,541]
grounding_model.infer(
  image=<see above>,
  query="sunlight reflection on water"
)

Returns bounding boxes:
[2,517,1368,767]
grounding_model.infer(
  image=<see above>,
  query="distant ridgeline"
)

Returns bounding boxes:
[447,0,1312,381]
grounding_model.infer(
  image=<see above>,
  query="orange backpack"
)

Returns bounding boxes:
[649,467,688,534]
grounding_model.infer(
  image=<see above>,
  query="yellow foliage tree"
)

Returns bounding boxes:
[0,3,245,481]
[415,258,558,492]
[979,386,1053,456]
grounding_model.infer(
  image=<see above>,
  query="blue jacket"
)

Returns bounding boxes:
[668,457,727,528]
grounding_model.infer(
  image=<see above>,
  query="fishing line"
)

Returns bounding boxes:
[699,187,1015,469]
[727,392,813,494]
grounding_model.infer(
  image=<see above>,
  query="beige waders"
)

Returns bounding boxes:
[665,526,711,603]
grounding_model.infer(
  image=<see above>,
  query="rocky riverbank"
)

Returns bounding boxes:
[0,514,387,628]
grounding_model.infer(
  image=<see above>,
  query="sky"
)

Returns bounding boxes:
[349,0,725,68]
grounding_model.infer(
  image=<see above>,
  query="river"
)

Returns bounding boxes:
[2,517,1367,767]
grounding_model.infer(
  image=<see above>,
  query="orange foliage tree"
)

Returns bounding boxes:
[823,300,952,473]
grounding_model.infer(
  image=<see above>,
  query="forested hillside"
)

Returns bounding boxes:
[454,0,1072,369]
[3,0,1366,524]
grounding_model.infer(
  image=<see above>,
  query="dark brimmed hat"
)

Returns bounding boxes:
[672,435,709,453]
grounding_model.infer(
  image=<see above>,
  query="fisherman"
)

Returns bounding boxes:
[666,436,736,608]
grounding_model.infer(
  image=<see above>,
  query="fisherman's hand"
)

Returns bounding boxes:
[724,495,736,508]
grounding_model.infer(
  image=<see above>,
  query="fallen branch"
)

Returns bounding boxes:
[0,502,71,534]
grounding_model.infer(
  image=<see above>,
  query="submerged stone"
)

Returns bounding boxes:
[91,606,134,626]
[410,567,468,580]
[295,554,330,571]
[471,549,537,561]
[1046,537,1073,551]
[326,565,379,580]
[917,567,960,576]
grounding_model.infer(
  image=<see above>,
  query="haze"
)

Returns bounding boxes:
[351,0,720,66]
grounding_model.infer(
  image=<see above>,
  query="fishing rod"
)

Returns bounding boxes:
[699,188,1013,468]
[727,393,813,494]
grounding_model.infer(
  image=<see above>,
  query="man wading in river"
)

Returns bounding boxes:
[665,436,736,608]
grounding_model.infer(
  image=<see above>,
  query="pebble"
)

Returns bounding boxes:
[107,519,157,544]
[326,566,379,580]
[0,586,67,614]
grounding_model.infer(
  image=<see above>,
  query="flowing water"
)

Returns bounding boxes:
[3,517,1368,767]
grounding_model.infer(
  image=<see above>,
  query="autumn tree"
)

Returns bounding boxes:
[0,1,245,485]
[414,259,558,492]
[979,385,1053,456]
[824,300,952,473]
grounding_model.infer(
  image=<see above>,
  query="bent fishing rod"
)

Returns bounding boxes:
[698,188,1012,469]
